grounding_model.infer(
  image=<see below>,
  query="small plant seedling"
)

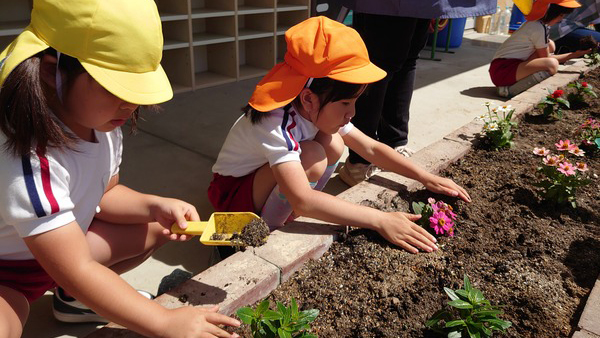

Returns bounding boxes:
[426,275,512,337]
[237,298,319,338]
[537,89,570,119]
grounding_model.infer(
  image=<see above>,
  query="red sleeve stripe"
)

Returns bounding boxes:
[35,147,60,215]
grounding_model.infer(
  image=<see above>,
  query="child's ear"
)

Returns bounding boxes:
[39,53,58,90]
[298,88,320,114]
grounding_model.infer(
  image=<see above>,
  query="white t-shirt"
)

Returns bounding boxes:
[213,105,354,177]
[493,21,549,61]
[0,129,122,260]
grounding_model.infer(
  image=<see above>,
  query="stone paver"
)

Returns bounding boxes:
[573,330,600,338]
[578,277,600,336]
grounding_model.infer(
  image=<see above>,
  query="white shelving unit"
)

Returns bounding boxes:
[0,0,310,94]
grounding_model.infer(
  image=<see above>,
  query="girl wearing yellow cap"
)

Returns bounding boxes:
[209,16,471,256]
[0,0,240,337]
[490,0,588,98]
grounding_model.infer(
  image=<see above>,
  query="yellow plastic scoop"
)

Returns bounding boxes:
[170,212,261,246]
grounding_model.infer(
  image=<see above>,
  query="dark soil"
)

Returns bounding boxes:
[230,218,270,247]
[239,69,600,337]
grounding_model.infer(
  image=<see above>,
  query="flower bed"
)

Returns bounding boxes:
[249,71,600,337]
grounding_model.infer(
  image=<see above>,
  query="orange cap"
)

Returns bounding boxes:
[525,0,581,21]
[248,16,386,112]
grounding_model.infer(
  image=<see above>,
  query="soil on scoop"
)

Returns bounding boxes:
[209,215,269,247]
[238,69,600,337]
[230,218,270,247]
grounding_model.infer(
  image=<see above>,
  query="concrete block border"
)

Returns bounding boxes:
[88,60,599,337]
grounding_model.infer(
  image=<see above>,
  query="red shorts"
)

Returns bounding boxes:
[207,172,256,213]
[489,58,522,86]
[0,259,57,303]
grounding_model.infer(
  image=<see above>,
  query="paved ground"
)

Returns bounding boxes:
[22,30,511,338]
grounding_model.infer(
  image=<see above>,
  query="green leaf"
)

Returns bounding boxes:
[448,300,474,309]
[237,307,256,325]
[277,328,292,338]
[455,289,469,300]
[445,319,466,328]
[444,287,460,301]
[594,137,600,148]
[426,309,450,327]
[298,309,319,322]
[463,275,472,292]
[263,310,283,321]
[257,299,270,315]
[448,331,462,338]
[412,202,424,215]
[291,298,299,318]
[487,318,512,330]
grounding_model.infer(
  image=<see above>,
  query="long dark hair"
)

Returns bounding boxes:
[0,48,145,157]
[541,4,575,23]
[242,77,367,124]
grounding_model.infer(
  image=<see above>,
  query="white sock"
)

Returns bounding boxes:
[314,162,338,191]
[260,185,293,230]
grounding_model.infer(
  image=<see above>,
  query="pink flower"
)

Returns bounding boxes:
[427,197,436,205]
[568,147,586,157]
[543,155,560,166]
[429,212,453,235]
[555,139,577,151]
[533,147,550,156]
[576,162,589,172]
[557,161,576,176]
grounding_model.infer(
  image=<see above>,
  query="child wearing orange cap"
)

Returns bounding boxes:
[209,16,471,255]
[0,0,240,337]
[490,0,589,98]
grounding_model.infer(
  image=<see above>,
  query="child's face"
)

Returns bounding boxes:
[313,97,358,134]
[58,73,138,141]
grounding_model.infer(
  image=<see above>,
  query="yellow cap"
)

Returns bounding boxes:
[0,0,173,105]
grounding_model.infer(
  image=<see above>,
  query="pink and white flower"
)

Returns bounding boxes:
[533,147,550,156]
[543,155,560,166]
[568,147,586,157]
[576,162,589,172]
[429,212,453,235]
[557,161,576,176]
[555,139,577,151]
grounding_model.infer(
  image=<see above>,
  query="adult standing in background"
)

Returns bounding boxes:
[338,0,496,186]
[550,0,600,53]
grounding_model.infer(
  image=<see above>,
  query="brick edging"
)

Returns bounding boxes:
[87,59,599,338]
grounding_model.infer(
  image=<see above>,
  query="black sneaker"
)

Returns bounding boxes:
[52,287,155,323]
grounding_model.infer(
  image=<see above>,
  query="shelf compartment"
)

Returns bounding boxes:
[238,13,274,40]
[276,35,286,63]
[155,0,189,20]
[0,20,28,37]
[276,3,309,12]
[162,48,194,93]
[238,0,275,15]
[238,37,274,80]
[162,20,191,51]
[193,42,237,89]
[190,0,235,18]
[192,17,236,46]
[276,10,306,35]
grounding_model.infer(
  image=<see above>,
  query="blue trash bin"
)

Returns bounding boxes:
[430,17,467,49]
[509,4,526,33]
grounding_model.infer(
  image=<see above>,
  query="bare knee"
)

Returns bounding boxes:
[314,132,344,165]
[299,140,327,182]
[0,286,29,338]
[545,58,559,74]
[548,39,556,54]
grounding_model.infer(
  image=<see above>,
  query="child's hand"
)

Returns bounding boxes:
[377,212,438,254]
[162,305,240,338]
[149,197,200,241]
[422,173,471,203]
[575,48,593,58]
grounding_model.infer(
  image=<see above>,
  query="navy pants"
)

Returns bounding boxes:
[348,13,430,165]
[555,27,600,54]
